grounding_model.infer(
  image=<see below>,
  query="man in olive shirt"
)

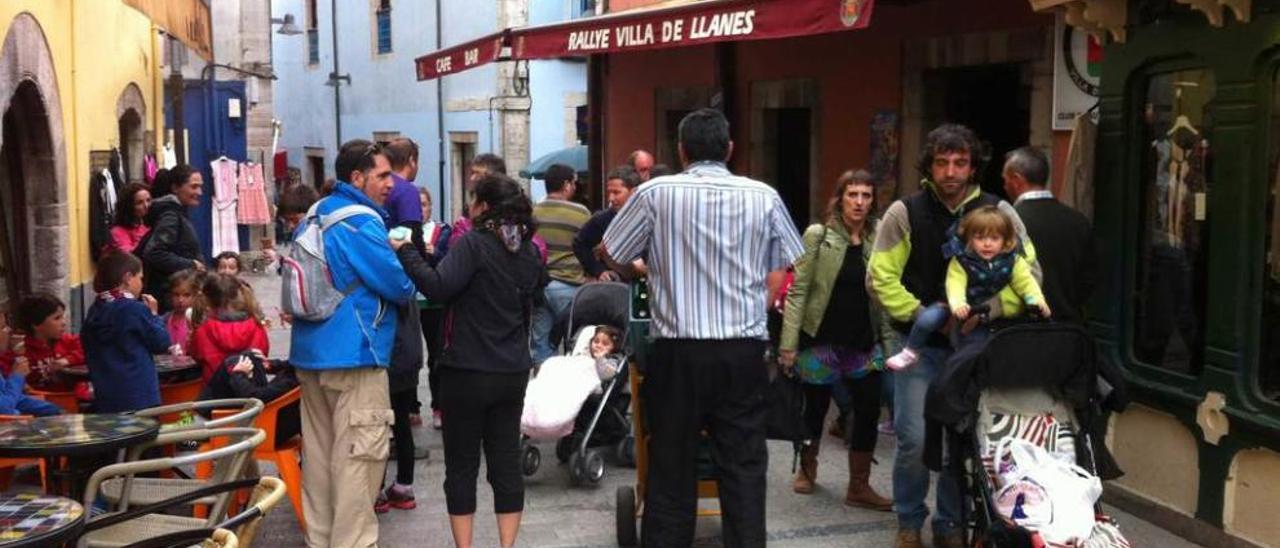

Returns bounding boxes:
[531,163,590,364]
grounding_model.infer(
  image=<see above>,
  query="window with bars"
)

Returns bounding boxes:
[376,0,392,54]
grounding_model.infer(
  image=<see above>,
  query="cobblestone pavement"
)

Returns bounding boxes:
[247,272,1202,547]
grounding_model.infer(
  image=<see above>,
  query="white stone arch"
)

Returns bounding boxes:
[0,12,69,303]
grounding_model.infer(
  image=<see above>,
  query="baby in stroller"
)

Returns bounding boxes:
[521,325,621,440]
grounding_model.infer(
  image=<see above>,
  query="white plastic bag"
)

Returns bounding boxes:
[992,437,1102,545]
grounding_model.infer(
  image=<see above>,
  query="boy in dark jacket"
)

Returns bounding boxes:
[82,251,173,413]
[199,351,300,446]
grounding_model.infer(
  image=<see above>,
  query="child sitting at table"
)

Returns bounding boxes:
[198,351,299,446]
[212,251,268,327]
[0,312,61,416]
[7,293,86,392]
[162,270,201,356]
[81,251,173,413]
[191,274,269,383]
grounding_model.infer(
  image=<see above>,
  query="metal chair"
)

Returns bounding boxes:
[110,477,285,548]
[99,400,263,511]
[115,527,239,548]
[77,427,265,548]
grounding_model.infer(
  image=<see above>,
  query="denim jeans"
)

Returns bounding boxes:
[892,344,963,534]
[904,303,949,351]
[530,280,578,364]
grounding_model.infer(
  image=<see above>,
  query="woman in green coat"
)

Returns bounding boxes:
[779,169,893,510]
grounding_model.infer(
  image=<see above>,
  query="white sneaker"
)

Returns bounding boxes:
[885,348,919,371]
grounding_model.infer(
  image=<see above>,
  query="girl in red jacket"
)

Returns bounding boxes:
[191,274,269,383]
[6,293,86,391]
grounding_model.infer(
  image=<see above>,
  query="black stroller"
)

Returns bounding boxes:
[926,316,1130,547]
[520,282,635,486]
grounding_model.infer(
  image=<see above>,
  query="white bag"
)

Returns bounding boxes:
[992,437,1102,545]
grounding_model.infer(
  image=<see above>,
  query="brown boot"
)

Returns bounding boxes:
[792,441,820,494]
[845,451,893,510]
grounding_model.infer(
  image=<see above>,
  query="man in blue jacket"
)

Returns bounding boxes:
[290,139,416,548]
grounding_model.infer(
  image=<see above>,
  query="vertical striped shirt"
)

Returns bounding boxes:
[603,162,805,340]
[534,198,592,284]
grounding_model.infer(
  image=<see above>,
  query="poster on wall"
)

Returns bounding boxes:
[869,110,900,207]
[1052,14,1102,131]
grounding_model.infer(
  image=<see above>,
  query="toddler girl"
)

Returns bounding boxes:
[163,270,200,356]
[191,274,270,383]
[886,206,1049,370]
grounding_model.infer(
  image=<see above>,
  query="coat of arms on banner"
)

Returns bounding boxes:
[840,0,863,27]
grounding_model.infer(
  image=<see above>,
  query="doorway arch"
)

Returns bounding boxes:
[0,12,69,305]
[117,83,145,184]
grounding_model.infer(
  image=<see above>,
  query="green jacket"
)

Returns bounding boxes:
[780,220,893,353]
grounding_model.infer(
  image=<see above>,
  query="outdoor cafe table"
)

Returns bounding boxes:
[0,415,160,500]
[60,355,198,379]
[0,492,84,547]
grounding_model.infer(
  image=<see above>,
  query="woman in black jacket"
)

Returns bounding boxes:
[393,174,547,548]
[143,165,205,311]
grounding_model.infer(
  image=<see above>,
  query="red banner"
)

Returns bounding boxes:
[415,32,508,81]
[511,0,874,59]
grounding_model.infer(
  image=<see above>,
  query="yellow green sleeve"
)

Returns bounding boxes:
[868,202,920,323]
[946,258,969,310]
[780,225,823,351]
[1009,256,1045,305]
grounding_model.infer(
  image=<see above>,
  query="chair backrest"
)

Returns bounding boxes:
[217,476,285,547]
[136,398,264,432]
[23,387,78,413]
[86,427,266,525]
[212,389,298,453]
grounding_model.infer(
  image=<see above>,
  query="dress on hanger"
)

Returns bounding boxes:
[210,158,241,256]
[236,162,272,225]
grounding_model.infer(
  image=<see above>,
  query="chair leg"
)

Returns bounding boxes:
[275,449,306,531]
[0,466,14,491]
[37,459,47,493]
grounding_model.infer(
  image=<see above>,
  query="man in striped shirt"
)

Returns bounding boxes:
[603,108,804,547]
[531,164,591,364]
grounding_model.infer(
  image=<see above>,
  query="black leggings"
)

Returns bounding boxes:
[390,389,417,485]
[438,367,529,515]
[802,372,883,452]
[419,308,446,411]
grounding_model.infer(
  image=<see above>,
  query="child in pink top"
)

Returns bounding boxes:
[162,270,201,356]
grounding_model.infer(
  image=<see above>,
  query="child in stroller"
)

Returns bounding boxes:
[926,314,1130,547]
[520,282,635,485]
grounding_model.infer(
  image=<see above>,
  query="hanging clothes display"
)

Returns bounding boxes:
[89,172,114,261]
[236,162,272,225]
[101,169,118,218]
[144,154,159,186]
[210,157,241,256]
[1060,113,1097,221]
[162,142,177,169]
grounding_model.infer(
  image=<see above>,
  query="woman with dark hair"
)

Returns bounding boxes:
[110,183,152,254]
[778,169,893,510]
[142,164,206,312]
[392,174,547,548]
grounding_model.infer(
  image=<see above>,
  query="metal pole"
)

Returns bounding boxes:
[330,0,343,146]
[436,0,446,219]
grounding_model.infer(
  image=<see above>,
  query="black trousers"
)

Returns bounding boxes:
[801,372,883,452]
[419,308,446,411]
[438,367,529,515]
[643,339,768,548]
[389,389,417,485]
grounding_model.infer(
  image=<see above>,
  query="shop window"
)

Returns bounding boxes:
[1132,69,1215,375]
[375,0,392,55]
[1261,68,1280,402]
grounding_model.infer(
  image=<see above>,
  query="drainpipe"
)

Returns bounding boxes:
[436,0,446,219]
[329,0,348,147]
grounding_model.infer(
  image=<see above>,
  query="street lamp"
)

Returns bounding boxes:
[272,14,303,36]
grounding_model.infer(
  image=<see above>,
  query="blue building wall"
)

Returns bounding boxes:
[273,0,585,218]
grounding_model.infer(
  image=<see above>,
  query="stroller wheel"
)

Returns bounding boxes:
[556,436,576,464]
[568,452,585,485]
[584,449,606,484]
[616,486,638,546]
[522,444,541,477]
[616,436,637,468]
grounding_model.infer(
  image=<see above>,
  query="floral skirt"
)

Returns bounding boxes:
[795,344,883,385]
